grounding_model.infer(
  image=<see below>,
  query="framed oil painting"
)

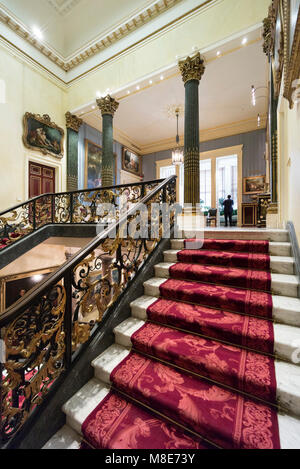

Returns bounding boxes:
[0,267,58,313]
[84,139,117,189]
[122,147,142,177]
[243,176,266,195]
[23,113,64,158]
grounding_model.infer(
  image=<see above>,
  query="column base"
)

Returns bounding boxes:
[266,203,280,228]
[176,205,205,237]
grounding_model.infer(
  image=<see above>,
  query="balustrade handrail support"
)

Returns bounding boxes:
[0,178,166,217]
[0,174,177,443]
[0,175,177,329]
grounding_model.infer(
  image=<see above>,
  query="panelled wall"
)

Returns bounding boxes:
[143,129,267,204]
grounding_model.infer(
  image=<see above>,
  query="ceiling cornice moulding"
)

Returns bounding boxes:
[139,116,267,155]
[82,113,267,157]
[0,0,183,73]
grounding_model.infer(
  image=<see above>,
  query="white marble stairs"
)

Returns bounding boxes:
[44,229,300,449]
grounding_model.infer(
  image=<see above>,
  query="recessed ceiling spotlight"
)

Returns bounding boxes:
[136,85,140,90]
[127,90,130,94]
[149,80,153,85]
[242,37,248,45]
[32,26,43,41]
[160,75,164,80]
[92,105,96,109]
[217,51,221,57]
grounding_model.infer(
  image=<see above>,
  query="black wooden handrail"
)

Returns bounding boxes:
[0,175,176,328]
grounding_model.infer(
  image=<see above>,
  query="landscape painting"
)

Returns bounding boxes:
[243,175,266,195]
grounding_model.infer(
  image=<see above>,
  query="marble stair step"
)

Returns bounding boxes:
[114,317,300,417]
[143,278,300,327]
[42,425,82,450]
[171,240,292,256]
[62,379,110,436]
[164,250,295,275]
[154,263,299,298]
[130,295,300,366]
[175,229,289,242]
[92,344,130,384]
[92,342,300,448]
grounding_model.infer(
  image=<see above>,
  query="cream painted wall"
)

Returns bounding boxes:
[0,0,270,213]
[0,45,67,212]
[278,97,300,240]
[66,0,270,111]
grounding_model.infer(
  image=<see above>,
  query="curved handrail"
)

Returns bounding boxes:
[0,175,176,328]
[0,178,165,217]
[0,174,177,442]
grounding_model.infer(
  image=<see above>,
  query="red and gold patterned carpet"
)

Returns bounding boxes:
[81,239,281,449]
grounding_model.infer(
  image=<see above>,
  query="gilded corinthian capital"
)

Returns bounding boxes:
[96,95,119,116]
[262,3,277,57]
[65,112,83,132]
[178,52,205,84]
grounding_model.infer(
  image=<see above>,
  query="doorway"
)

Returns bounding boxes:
[29,162,55,198]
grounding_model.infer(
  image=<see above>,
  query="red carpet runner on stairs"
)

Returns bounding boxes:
[81,239,281,449]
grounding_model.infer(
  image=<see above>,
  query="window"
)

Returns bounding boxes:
[179,160,212,208]
[156,144,242,225]
[216,155,238,211]
[200,159,211,210]
[160,165,176,180]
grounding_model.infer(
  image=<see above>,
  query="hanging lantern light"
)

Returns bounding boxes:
[172,109,183,165]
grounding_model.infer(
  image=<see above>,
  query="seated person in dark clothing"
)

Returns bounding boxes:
[223,195,234,227]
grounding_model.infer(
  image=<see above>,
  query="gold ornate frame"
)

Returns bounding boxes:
[84,139,117,188]
[122,147,142,177]
[23,112,64,159]
[263,1,300,106]
[0,266,60,313]
[243,175,266,195]
[273,0,285,97]
[283,0,300,108]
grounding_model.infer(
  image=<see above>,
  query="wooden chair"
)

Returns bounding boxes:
[206,208,217,227]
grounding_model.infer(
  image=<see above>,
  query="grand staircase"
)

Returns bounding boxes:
[44,229,300,450]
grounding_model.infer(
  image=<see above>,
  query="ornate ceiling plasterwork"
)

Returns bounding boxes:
[47,0,83,17]
[0,0,182,72]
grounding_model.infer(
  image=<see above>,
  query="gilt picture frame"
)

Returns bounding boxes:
[23,113,64,159]
[283,0,300,107]
[122,147,142,177]
[243,175,266,195]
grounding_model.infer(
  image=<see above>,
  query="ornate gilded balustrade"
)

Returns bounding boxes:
[0,175,177,442]
[0,180,165,251]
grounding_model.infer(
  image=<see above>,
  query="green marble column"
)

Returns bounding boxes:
[270,67,278,206]
[65,112,82,191]
[179,53,205,208]
[96,95,119,187]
